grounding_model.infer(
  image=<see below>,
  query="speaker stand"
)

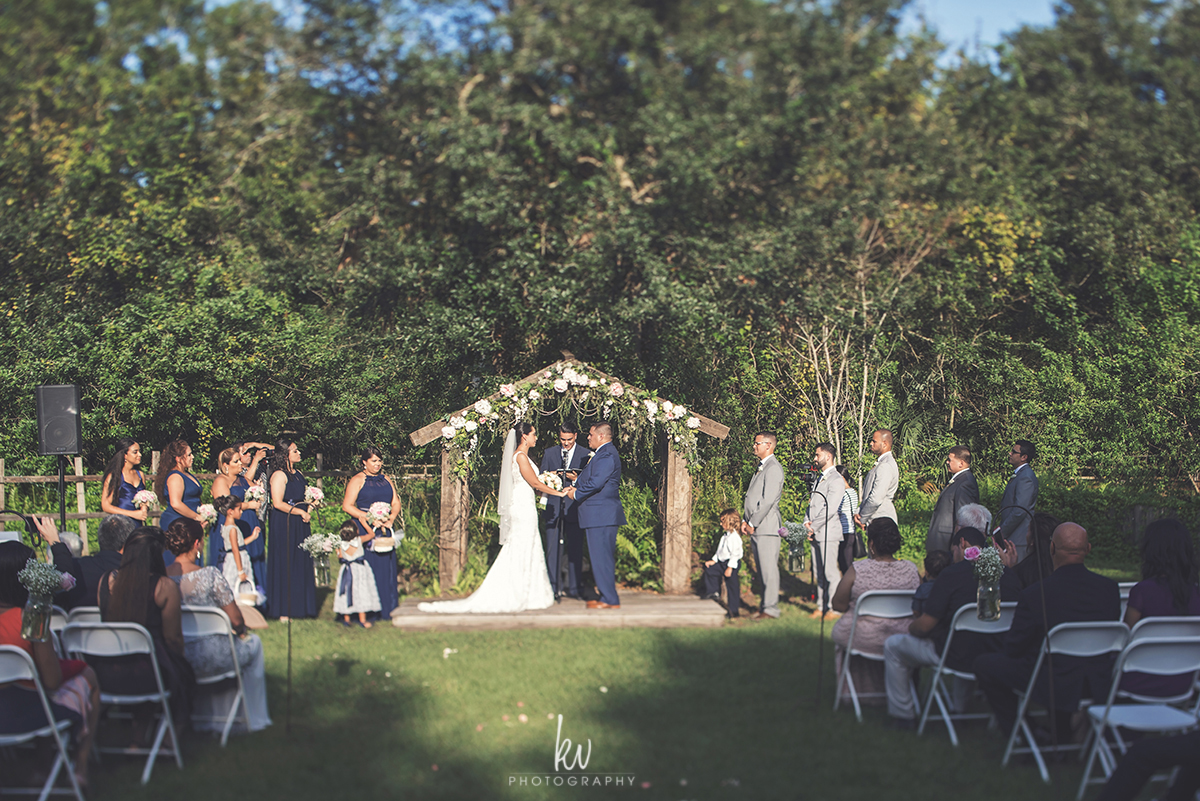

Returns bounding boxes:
[57,455,67,533]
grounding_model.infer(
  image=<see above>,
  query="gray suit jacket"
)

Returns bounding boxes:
[744,455,785,537]
[925,469,980,553]
[859,451,898,526]
[805,467,845,544]
[999,465,1039,556]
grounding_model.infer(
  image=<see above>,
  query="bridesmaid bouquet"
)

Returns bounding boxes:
[304,486,325,508]
[244,485,266,504]
[133,489,157,509]
[365,502,391,528]
[197,504,218,526]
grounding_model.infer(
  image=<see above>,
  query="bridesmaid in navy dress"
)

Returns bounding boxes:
[100,437,149,523]
[341,447,401,620]
[267,439,316,619]
[156,440,204,565]
[233,441,272,592]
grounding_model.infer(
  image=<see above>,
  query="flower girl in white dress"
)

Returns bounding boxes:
[333,519,381,627]
[419,422,565,614]
[215,496,252,597]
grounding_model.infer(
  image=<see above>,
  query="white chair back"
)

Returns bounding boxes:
[181,605,234,639]
[66,606,102,624]
[50,605,69,631]
[950,601,1019,635]
[1116,636,1200,678]
[0,644,38,684]
[1128,616,1200,643]
[1046,621,1130,658]
[853,589,918,620]
[61,621,156,658]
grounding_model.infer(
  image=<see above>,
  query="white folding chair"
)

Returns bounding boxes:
[1121,617,1200,705]
[833,589,916,722]
[0,645,86,801]
[65,608,100,625]
[1002,620,1129,783]
[919,601,1018,745]
[1076,636,1200,800]
[60,622,183,785]
[49,606,69,660]
[181,605,249,746]
[1118,582,1135,620]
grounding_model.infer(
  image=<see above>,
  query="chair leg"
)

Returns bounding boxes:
[1076,722,1105,801]
[917,672,938,736]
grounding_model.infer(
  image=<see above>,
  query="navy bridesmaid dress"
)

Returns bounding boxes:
[356,474,399,620]
[232,475,268,592]
[266,470,316,619]
[159,469,201,530]
[114,470,145,512]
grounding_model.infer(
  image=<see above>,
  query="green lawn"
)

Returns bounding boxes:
[77,586,1149,801]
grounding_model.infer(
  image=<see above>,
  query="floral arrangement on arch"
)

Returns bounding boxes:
[439,362,704,477]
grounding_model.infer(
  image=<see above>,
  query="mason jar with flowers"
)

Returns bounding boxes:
[17,559,76,642]
[964,544,1004,620]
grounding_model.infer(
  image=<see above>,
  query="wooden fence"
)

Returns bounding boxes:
[0,453,436,554]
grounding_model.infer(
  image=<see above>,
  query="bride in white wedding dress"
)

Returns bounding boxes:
[418,422,565,614]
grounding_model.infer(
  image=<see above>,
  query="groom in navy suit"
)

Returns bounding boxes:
[539,422,589,599]
[565,422,626,609]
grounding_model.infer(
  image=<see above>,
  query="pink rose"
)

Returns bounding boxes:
[60,573,76,591]
[500,383,516,397]
[610,382,624,397]
[963,546,981,561]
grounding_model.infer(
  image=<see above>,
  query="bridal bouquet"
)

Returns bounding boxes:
[197,504,218,526]
[304,486,325,508]
[365,502,391,528]
[299,533,338,558]
[133,489,157,509]
[538,472,563,508]
[244,485,266,504]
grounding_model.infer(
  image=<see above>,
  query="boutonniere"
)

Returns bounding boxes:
[588,451,596,459]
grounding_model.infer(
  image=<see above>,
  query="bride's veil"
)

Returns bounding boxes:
[497,427,516,546]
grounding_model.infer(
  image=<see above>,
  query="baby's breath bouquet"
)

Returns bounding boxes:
[18,558,76,642]
[299,533,338,558]
[779,521,808,564]
[964,545,1005,620]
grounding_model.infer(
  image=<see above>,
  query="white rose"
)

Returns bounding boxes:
[465,420,478,432]
[528,389,541,400]
[441,426,455,439]
[474,399,492,416]
[675,406,687,417]
[686,417,701,429]
[588,379,598,387]
[662,401,675,413]
[644,401,658,419]
[554,378,569,393]
[450,415,466,429]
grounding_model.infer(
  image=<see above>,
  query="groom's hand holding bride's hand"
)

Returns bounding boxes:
[564,487,577,499]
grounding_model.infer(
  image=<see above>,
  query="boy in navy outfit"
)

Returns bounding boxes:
[703,509,745,618]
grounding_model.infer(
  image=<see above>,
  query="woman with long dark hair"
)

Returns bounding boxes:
[100,437,148,522]
[96,531,195,729]
[266,439,316,620]
[156,439,204,534]
[341,447,401,620]
[1120,518,1200,698]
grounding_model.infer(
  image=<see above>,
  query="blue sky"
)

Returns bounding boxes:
[902,0,1060,57]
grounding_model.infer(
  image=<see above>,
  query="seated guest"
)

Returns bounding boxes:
[912,550,952,616]
[0,532,101,791]
[94,532,195,733]
[164,520,271,732]
[883,527,1021,729]
[65,515,138,609]
[1119,518,1200,699]
[831,518,921,704]
[956,503,992,536]
[1094,729,1200,801]
[1013,512,1059,589]
[973,523,1120,736]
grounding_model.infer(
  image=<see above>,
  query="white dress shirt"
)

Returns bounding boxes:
[712,530,744,570]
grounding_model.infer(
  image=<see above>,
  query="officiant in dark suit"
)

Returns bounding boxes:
[540,422,589,599]
[926,445,980,554]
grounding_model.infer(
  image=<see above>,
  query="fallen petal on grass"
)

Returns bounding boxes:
[442,648,458,659]
[599,686,608,693]
[517,701,524,707]
[502,715,509,721]
[518,714,528,723]
[547,713,554,719]
[476,724,484,731]
[385,672,391,678]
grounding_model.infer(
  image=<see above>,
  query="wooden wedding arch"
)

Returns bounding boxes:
[408,357,730,594]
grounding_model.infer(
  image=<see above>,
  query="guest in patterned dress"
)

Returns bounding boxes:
[831,518,922,704]
[341,447,401,621]
[266,439,316,620]
[100,437,149,522]
[164,519,271,732]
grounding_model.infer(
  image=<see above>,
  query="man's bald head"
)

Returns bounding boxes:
[1050,522,1091,569]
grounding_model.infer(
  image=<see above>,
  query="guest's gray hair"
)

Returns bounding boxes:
[97,514,138,553]
[957,503,993,533]
[59,531,84,558]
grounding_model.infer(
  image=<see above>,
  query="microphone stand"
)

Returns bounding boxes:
[808,477,833,710]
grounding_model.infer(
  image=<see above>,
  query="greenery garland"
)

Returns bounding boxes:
[440,362,704,477]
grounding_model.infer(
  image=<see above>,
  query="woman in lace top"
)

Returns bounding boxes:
[164,519,272,732]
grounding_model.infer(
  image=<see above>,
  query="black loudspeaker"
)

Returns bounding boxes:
[36,384,81,456]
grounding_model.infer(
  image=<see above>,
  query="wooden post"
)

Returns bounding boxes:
[315,453,324,492]
[74,457,89,555]
[438,449,469,591]
[662,443,693,594]
[0,458,5,531]
[150,451,161,528]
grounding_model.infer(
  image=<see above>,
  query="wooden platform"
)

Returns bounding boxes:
[390,591,728,631]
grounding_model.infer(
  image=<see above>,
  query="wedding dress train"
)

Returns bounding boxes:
[418,448,554,614]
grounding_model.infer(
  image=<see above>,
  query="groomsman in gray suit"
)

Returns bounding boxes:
[742,432,785,620]
[805,442,845,617]
[855,429,898,529]
[999,440,1039,560]
[926,445,980,554]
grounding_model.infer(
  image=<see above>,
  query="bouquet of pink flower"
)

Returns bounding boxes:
[304,486,325,508]
[365,501,391,528]
[244,485,266,504]
[133,489,157,509]
[197,504,218,526]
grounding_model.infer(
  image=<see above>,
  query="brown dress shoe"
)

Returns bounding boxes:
[751,612,772,621]
[587,601,620,609]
